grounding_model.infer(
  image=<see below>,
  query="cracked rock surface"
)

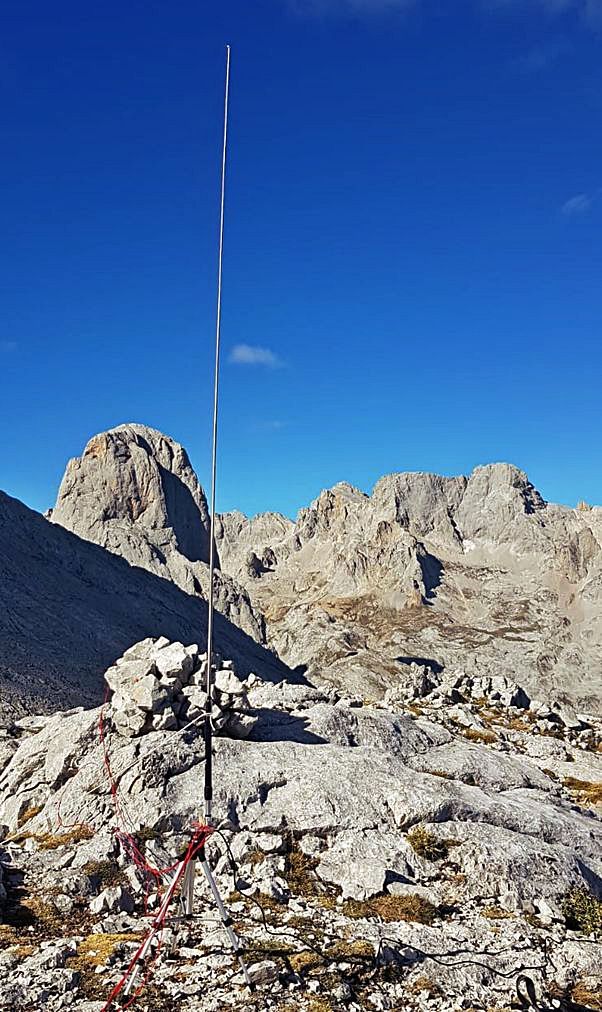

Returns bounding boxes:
[0,643,600,1011]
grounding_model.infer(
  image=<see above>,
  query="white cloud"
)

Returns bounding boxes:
[291,0,602,25]
[561,192,594,215]
[288,0,416,15]
[0,340,17,353]
[229,343,283,368]
[487,0,602,27]
[253,419,288,432]
[513,40,568,72]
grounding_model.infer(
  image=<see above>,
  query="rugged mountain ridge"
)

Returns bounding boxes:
[2,423,601,716]
[217,463,602,710]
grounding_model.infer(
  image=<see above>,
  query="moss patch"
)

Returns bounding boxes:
[82,859,127,889]
[482,906,513,920]
[8,823,94,849]
[343,893,438,925]
[549,980,602,1011]
[408,974,442,996]
[460,727,497,745]
[245,848,267,867]
[135,825,161,843]
[568,981,602,1011]
[17,805,43,828]
[8,895,68,935]
[289,950,323,974]
[1,878,92,943]
[0,925,22,948]
[72,932,141,967]
[284,840,320,898]
[67,933,141,1001]
[563,777,602,807]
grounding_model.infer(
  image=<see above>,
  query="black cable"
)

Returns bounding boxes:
[210,828,601,1007]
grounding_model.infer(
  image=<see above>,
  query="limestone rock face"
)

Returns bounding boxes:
[371,470,467,548]
[54,424,212,564]
[216,464,602,710]
[215,510,295,582]
[51,425,265,644]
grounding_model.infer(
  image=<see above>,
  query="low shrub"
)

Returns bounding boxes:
[407,825,455,861]
[561,888,602,934]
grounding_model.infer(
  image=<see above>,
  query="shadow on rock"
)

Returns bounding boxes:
[247,707,329,745]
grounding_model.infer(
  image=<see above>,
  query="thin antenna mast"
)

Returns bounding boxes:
[117,49,254,1001]
[204,44,231,825]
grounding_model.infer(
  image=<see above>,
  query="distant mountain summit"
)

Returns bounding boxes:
[217,461,602,711]
[53,424,212,565]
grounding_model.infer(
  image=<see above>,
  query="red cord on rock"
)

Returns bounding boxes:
[98,687,215,1009]
[100,822,214,1011]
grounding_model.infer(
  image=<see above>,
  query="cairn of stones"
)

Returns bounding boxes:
[105,636,257,740]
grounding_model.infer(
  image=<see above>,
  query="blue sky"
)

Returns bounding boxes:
[1,0,601,518]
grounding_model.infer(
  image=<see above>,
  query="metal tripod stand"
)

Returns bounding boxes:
[123,837,253,997]
[182,848,253,985]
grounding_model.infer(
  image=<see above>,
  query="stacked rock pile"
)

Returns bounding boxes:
[384,664,531,708]
[384,664,597,748]
[105,636,258,740]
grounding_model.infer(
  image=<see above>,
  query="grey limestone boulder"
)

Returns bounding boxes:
[89,885,134,916]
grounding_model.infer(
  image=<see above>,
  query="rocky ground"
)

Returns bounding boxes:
[1,640,601,1011]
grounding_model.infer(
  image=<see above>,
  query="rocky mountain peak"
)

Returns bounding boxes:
[464,461,546,512]
[53,423,211,564]
[49,424,267,646]
[296,482,368,541]
[213,459,600,709]
[372,470,467,545]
